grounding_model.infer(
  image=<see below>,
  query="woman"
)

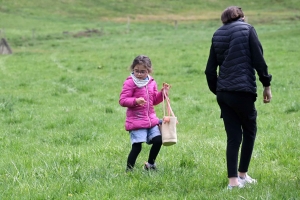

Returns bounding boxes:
[205,6,272,189]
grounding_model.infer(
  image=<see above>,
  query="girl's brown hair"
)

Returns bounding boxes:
[130,55,153,73]
[221,6,244,24]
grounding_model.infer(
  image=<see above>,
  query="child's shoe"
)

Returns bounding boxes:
[144,162,157,171]
[126,167,133,172]
[126,164,134,172]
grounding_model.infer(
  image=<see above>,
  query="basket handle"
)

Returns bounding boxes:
[162,89,175,117]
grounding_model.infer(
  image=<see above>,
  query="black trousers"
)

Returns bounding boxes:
[126,135,162,170]
[217,92,257,178]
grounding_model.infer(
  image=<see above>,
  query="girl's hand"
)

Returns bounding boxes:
[135,97,147,106]
[162,83,171,92]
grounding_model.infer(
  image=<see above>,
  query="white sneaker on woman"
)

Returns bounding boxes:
[238,174,257,185]
[227,183,245,190]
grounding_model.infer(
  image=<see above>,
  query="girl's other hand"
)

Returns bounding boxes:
[135,97,147,106]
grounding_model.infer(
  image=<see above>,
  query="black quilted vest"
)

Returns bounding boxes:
[212,20,256,94]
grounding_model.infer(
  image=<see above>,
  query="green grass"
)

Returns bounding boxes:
[0,0,300,199]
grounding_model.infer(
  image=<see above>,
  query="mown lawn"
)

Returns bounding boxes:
[0,1,299,199]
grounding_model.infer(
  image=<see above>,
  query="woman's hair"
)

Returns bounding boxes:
[221,6,244,24]
[130,55,153,73]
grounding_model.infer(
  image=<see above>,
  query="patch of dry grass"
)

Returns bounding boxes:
[102,10,299,24]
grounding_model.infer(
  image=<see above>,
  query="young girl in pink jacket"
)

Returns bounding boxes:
[119,55,170,171]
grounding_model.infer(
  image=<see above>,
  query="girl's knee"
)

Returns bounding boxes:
[152,135,162,145]
[132,142,142,152]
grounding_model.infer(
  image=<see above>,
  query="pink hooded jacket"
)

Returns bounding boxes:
[119,76,163,131]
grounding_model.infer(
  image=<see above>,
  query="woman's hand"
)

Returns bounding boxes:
[263,86,272,103]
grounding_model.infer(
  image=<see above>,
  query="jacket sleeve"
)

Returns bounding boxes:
[119,79,137,107]
[153,81,163,106]
[249,27,272,87]
[205,43,218,95]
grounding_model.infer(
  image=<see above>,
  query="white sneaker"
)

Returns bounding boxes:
[144,162,157,171]
[238,174,257,185]
[227,183,244,190]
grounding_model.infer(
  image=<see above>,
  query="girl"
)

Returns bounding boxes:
[119,55,170,171]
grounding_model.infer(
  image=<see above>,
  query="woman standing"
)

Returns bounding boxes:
[205,6,272,189]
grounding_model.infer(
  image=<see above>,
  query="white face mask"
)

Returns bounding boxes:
[131,73,150,88]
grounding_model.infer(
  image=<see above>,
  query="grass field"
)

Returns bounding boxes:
[1,0,300,199]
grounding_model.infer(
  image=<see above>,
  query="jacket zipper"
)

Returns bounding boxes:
[146,85,151,127]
